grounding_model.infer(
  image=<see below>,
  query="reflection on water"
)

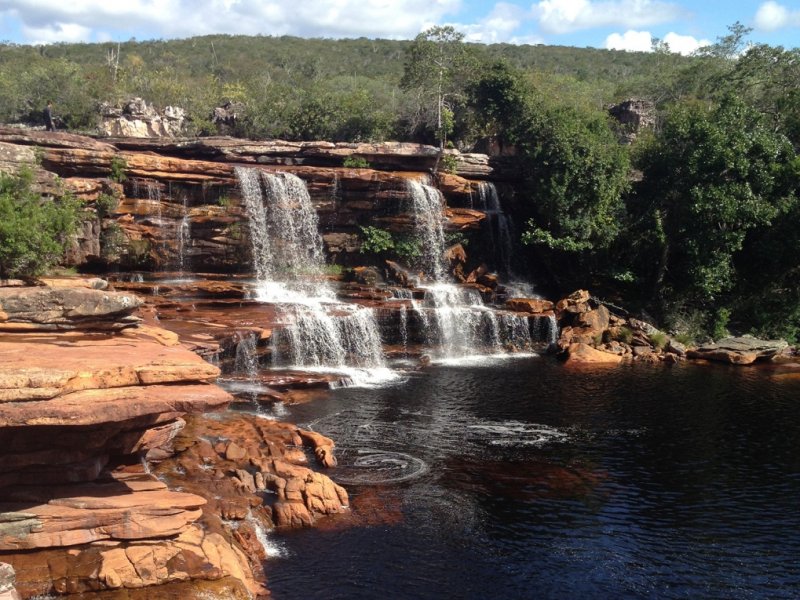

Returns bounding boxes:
[267,359,800,600]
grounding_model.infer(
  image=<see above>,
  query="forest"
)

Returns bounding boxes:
[1,24,799,342]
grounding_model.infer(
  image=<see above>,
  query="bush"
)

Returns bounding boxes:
[110,156,128,183]
[0,168,80,279]
[649,331,668,350]
[360,226,395,254]
[95,192,119,219]
[343,156,370,169]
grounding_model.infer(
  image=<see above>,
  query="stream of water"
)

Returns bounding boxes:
[264,358,800,600]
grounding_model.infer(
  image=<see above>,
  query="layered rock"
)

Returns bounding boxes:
[0,282,272,598]
[688,336,790,365]
[0,127,510,272]
[0,287,141,332]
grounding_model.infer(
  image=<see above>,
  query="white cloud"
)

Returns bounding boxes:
[22,21,91,44]
[663,31,709,55]
[605,29,651,52]
[455,2,532,43]
[754,1,800,31]
[533,0,683,34]
[605,29,709,55]
[0,0,466,42]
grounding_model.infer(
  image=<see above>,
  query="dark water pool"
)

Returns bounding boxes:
[265,357,800,599]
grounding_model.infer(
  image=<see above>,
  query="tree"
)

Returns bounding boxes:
[632,97,796,314]
[0,168,80,279]
[400,26,476,147]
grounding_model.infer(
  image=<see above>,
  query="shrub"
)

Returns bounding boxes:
[360,226,395,254]
[649,331,668,350]
[615,327,634,344]
[109,156,128,183]
[95,192,119,219]
[0,168,80,278]
[439,153,458,174]
[343,156,371,169]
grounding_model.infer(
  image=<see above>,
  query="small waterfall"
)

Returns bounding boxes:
[475,182,514,276]
[234,332,260,378]
[245,512,287,559]
[236,167,394,386]
[236,167,329,300]
[406,180,448,281]
[177,192,191,272]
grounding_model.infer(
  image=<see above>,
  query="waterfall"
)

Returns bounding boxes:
[475,182,513,276]
[405,179,535,360]
[236,167,394,386]
[406,180,448,282]
[177,192,190,272]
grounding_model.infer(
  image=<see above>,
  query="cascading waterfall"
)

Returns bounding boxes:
[177,191,191,272]
[407,180,448,281]
[475,182,513,276]
[405,179,540,359]
[236,167,393,386]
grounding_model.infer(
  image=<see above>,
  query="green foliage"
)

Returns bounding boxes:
[95,192,119,219]
[343,156,370,169]
[445,231,469,247]
[359,226,395,254]
[711,307,731,341]
[633,97,796,308]
[100,222,125,262]
[439,153,458,174]
[615,327,634,345]
[0,168,80,278]
[649,332,668,350]
[515,103,630,256]
[109,156,128,183]
[393,235,423,262]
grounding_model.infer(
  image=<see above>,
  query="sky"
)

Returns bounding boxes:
[0,1,798,55]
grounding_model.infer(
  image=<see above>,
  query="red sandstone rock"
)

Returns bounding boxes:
[563,343,624,366]
[505,298,555,314]
[556,289,591,314]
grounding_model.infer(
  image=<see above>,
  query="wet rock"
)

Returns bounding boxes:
[505,297,555,314]
[688,335,789,365]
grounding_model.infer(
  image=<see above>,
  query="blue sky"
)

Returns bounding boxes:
[0,1,798,54]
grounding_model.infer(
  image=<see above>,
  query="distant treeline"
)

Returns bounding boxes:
[1,26,799,342]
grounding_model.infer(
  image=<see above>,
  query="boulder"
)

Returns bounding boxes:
[563,342,624,366]
[504,297,555,314]
[556,290,591,314]
[575,305,610,334]
[687,335,789,365]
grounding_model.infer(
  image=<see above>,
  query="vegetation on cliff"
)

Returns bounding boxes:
[0,168,80,279]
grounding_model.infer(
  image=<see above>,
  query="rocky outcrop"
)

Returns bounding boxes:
[687,336,790,365]
[0,282,272,598]
[99,98,186,138]
[0,287,141,332]
[0,127,506,272]
[609,98,655,143]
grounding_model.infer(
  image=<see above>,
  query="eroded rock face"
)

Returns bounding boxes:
[99,98,186,138]
[0,563,20,600]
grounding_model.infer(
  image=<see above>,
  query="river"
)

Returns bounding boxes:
[264,356,800,599]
